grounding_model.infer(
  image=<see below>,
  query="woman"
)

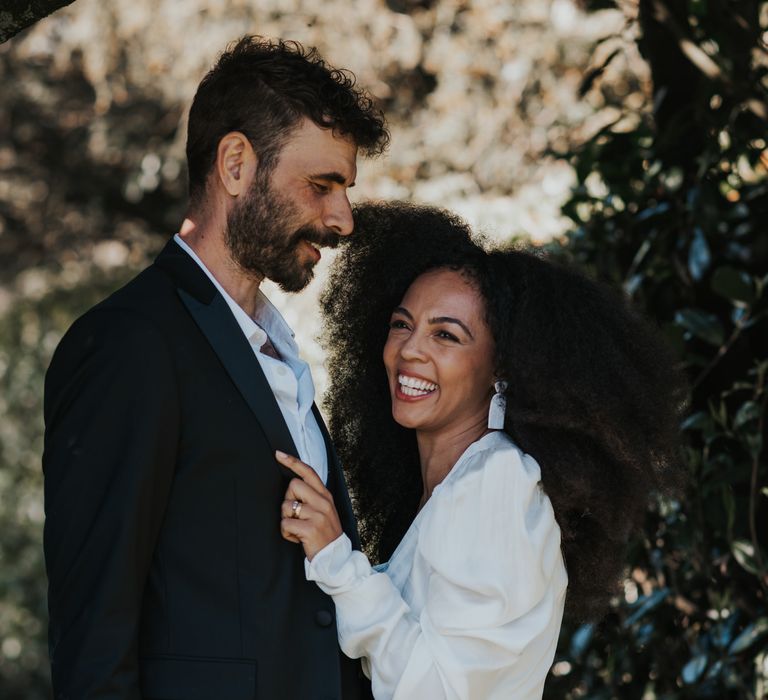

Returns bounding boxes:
[277,202,686,699]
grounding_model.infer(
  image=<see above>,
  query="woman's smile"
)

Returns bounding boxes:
[395,372,439,400]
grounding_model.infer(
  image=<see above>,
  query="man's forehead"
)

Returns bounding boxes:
[277,119,358,179]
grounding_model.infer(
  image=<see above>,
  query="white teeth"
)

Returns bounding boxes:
[401,385,429,397]
[398,374,438,394]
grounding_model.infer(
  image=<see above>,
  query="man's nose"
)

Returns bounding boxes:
[323,192,354,237]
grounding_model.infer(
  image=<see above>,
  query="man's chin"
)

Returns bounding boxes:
[274,265,315,293]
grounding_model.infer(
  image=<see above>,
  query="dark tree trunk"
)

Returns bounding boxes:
[0,1,77,44]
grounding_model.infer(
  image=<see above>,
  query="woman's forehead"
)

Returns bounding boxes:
[400,268,485,315]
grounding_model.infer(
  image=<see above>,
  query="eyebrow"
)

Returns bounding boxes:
[392,307,474,339]
[311,171,356,188]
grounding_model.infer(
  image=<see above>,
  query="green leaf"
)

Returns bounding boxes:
[731,306,749,326]
[705,659,724,681]
[712,398,728,428]
[729,618,768,655]
[680,411,713,432]
[682,653,708,684]
[675,309,725,346]
[732,540,761,576]
[746,432,763,459]
[623,589,669,627]
[688,228,711,281]
[733,401,760,430]
[712,614,738,649]
[569,623,594,659]
[635,202,671,222]
[711,267,755,304]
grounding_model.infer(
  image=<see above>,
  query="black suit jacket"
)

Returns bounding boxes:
[43,239,370,700]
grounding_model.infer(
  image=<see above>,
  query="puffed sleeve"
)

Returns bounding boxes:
[306,440,568,700]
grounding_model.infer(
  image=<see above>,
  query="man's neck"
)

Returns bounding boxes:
[178,216,264,318]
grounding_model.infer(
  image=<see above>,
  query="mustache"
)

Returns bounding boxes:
[292,225,342,250]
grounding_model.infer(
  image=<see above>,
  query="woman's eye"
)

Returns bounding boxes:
[389,319,409,330]
[436,330,459,342]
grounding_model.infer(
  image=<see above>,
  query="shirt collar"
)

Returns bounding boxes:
[173,234,297,353]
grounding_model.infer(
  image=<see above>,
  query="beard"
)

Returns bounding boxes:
[224,170,341,292]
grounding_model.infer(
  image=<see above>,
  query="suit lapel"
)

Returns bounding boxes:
[179,289,299,461]
[312,404,361,550]
[155,240,299,479]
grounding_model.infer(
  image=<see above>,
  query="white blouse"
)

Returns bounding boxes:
[306,431,568,700]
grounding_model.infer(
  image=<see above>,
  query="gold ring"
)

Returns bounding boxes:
[291,500,303,519]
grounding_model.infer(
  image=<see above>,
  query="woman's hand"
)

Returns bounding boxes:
[277,450,343,561]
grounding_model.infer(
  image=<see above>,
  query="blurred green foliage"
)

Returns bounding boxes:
[544,1,768,698]
[0,271,140,699]
[1,32,177,697]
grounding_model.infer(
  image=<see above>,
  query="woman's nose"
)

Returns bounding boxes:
[399,332,427,361]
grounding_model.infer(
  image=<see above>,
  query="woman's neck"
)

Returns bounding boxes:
[416,417,490,509]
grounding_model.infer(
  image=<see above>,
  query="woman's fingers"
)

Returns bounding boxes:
[281,527,301,544]
[275,450,326,492]
[280,515,328,556]
[281,498,313,520]
[277,452,343,560]
[280,497,334,526]
[281,518,340,561]
[285,477,320,507]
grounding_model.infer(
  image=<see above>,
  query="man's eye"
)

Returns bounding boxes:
[312,182,329,193]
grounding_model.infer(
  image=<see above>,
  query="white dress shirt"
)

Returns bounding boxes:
[306,431,568,699]
[174,234,328,483]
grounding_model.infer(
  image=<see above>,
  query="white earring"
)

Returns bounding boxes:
[488,380,508,430]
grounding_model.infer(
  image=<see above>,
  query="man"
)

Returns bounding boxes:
[42,36,389,700]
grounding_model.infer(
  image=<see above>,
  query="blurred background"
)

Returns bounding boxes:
[0,0,766,697]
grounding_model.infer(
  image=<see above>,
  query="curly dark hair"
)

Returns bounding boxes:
[320,201,688,622]
[186,35,389,203]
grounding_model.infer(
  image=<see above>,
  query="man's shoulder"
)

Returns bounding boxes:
[76,259,175,326]
[52,260,180,361]
[100,259,172,308]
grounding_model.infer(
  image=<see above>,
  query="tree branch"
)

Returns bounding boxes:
[0,1,77,45]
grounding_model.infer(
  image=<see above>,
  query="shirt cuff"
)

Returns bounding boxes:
[305,533,373,595]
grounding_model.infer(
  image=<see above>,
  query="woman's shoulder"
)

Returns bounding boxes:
[424,431,555,546]
[418,431,566,600]
[446,431,542,492]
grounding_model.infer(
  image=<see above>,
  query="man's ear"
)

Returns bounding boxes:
[216,132,257,196]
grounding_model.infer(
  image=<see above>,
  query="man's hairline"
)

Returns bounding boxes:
[189,115,375,208]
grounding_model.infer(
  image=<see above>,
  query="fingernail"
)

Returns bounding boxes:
[275,450,287,459]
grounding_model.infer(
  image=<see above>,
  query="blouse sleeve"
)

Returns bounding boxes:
[306,442,568,700]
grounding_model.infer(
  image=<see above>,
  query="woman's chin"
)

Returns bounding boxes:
[391,405,428,431]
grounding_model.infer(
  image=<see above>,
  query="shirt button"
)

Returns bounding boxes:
[315,609,334,627]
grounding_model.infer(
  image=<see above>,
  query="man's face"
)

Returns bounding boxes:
[225,118,358,292]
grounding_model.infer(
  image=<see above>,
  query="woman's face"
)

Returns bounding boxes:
[383,268,496,435]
